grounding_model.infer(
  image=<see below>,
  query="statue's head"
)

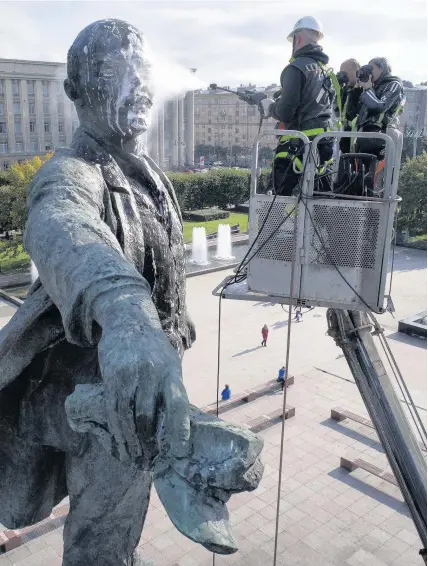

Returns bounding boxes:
[65,19,153,140]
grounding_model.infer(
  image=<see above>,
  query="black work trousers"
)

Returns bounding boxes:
[270,138,334,196]
[355,127,385,192]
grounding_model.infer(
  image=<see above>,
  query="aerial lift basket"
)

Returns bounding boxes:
[214,128,403,313]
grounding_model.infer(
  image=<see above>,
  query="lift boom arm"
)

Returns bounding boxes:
[327,309,427,562]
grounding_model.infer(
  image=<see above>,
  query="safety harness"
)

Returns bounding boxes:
[273,57,340,174]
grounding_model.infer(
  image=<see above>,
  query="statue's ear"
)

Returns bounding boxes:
[64,78,80,103]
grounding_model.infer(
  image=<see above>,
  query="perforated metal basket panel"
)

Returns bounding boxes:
[253,201,297,262]
[308,204,380,269]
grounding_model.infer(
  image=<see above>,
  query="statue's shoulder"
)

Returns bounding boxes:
[31,147,104,188]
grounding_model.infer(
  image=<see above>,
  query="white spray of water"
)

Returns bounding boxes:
[191,227,209,265]
[31,261,39,283]
[150,53,205,109]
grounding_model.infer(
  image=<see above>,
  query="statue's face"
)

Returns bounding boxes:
[80,27,154,137]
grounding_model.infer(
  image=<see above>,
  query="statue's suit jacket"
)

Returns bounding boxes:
[0,129,193,528]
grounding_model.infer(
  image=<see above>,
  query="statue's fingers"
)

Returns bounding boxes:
[135,382,158,459]
[164,375,190,459]
[117,393,143,462]
[105,394,130,464]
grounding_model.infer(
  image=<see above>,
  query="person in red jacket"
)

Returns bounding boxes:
[261,324,269,347]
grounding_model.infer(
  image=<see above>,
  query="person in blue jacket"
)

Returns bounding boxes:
[221,384,231,401]
[277,366,287,390]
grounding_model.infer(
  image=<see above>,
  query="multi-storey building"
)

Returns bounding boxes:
[0,59,78,171]
[3,57,423,173]
[194,84,427,152]
[194,84,280,152]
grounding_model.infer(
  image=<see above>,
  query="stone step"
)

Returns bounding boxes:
[247,406,296,433]
[332,406,427,452]
[340,456,398,486]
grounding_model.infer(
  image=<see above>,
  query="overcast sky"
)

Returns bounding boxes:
[1,0,426,91]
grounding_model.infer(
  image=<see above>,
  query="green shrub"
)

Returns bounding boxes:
[398,153,427,235]
[182,209,230,222]
[167,168,273,211]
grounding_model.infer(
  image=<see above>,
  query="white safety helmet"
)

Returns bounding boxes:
[287,16,324,42]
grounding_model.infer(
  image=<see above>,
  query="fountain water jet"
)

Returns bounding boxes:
[216,224,234,260]
[31,261,39,283]
[191,227,209,265]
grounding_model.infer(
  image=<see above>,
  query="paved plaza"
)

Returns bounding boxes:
[0,247,426,565]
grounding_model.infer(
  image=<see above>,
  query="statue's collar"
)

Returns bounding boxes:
[71,128,134,195]
[71,128,182,223]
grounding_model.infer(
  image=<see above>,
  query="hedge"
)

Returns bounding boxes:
[167,168,271,211]
[182,209,230,222]
[397,153,427,235]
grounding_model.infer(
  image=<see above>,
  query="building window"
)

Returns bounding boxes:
[13,102,21,115]
[42,81,50,97]
[44,120,51,133]
[30,121,36,133]
[14,120,22,134]
[0,142,7,153]
[12,80,20,96]
[15,141,23,152]
[45,143,53,151]
[58,102,64,116]
[31,140,38,151]
[0,122,6,134]
[208,127,211,133]
[29,103,36,115]
[0,80,4,96]
[58,121,64,133]
[43,102,50,115]
[0,103,4,116]
[208,136,211,142]
[27,80,36,96]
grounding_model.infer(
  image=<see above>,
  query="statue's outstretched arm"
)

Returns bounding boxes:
[25,155,190,467]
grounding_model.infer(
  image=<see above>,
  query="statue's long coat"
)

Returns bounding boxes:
[0,129,193,528]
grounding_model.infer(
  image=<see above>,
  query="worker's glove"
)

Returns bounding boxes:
[244,92,267,106]
[260,98,274,119]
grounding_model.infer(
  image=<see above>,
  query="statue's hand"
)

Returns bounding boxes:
[97,313,190,468]
[187,311,196,344]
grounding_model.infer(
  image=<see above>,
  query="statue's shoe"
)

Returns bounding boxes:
[65,385,264,554]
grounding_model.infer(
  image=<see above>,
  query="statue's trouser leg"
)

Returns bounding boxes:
[62,437,152,566]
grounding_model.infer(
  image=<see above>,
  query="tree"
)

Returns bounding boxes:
[0,153,52,233]
[0,171,11,187]
[0,186,14,232]
[397,153,427,235]
[403,80,414,88]
[8,154,52,188]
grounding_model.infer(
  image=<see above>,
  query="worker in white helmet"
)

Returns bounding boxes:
[259,16,339,195]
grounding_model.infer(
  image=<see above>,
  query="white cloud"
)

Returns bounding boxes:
[0,0,426,86]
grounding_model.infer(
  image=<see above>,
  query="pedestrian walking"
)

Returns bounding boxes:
[277,366,287,389]
[261,324,269,347]
[294,307,302,322]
